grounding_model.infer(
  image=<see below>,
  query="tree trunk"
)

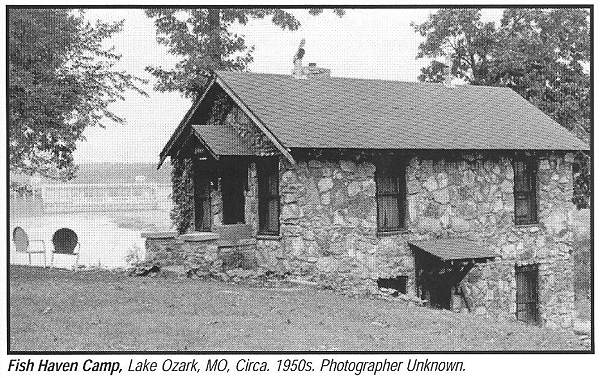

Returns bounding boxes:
[207,9,221,69]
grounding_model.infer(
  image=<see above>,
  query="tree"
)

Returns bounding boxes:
[412,9,497,85]
[8,9,147,180]
[145,8,344,98]
[413,8,591,208]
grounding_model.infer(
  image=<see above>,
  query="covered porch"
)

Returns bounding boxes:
[145,121,283,273]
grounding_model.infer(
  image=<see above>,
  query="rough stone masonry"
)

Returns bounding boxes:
[253,152,575,329]
[144,148,575,329]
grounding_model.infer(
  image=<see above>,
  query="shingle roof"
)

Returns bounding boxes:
[216,71,588,151]
[191,124,258,156]
[408,239,499,261]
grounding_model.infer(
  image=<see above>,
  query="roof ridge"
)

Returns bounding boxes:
[215,70,513,91]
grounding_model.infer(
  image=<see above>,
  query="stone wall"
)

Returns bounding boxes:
[141,232,183,265]
[141,232,255,274]
[253,152,575,328]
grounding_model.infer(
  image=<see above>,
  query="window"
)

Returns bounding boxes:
[257,159,280,235]
[513,155,538,225]
[377,276,408,294]
[193,175,211,232]
[221,162,247,225]
[515,264,539,324]
[375,161,407,232]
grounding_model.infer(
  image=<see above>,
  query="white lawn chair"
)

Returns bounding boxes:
[12,226,47,267]
[51,228,80,269]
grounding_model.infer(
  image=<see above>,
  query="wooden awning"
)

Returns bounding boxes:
[191,124,260,158]
[408,238,499,262]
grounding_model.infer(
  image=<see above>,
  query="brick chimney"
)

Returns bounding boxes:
[305,62,331,79]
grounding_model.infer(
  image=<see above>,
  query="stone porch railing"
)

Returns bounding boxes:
[141,227,257,273]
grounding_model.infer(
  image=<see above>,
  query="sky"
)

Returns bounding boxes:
[74,8,504,165]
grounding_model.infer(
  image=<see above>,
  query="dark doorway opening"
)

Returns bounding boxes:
[377,276,408,294]
[221,160,247,225]
[414,250,474,310]
[516,264,539,324]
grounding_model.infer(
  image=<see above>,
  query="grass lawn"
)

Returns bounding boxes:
[9,265,588,352]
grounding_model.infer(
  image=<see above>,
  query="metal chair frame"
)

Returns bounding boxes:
[50,243,80,269]
[12,227,47,267]
[50,228,81,270]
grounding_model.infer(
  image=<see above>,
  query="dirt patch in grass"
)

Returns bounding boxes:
[9,266,588,352]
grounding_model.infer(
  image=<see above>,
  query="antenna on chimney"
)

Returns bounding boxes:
[292,38,306,78]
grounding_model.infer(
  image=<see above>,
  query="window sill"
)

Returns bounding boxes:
[377,229,410,237]
[256,234,282,241]
[514,223,542,229]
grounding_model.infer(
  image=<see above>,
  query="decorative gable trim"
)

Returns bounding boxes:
[158,76,217,168]
[214,74,295,164]
[158,72,296,169]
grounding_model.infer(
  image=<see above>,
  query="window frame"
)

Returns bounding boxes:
[375,160,407,233]
[513,155,538,226]
[257,158,281,236]
[515,263,540,324]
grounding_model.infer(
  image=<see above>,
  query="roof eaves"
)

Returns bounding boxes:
[157,76,217,169]
[214,73,296,164]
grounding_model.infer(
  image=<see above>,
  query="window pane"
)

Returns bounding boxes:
[377,176,398,195]
[268,173,278,196]
[515,197,529,223]
[513,157,537,224]
[258,159,279,234]
[267,199,279,232]
[376,162,406,232]
[378,195,400,230]
[514,160,528,192]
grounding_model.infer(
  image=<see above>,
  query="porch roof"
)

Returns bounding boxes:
[191,124,259,157]
[408,238,499,262]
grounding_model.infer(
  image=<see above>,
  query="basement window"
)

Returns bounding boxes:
[515,264,539,324]
[377,276,408,294]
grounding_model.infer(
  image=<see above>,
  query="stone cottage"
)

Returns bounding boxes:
[146,65,587,329]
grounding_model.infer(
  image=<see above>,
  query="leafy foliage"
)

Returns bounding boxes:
[413,8,590,207]
[170,157,195,234]
[145,8,344,98]
[8,9,147,180]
